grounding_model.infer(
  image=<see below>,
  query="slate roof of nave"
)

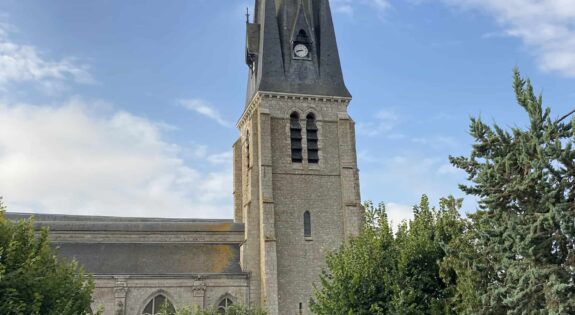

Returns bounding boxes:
[6,212,244,232]
[55,242,244,275]
[6,212,245,275]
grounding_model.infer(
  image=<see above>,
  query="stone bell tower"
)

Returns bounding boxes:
[232,1,363,314]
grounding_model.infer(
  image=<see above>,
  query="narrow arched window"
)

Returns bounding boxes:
[304,211,311,237]
[142,294,175,315]
[217,298,234,314]
[296,30,309,44]
[290,112,302,163]
[245,130,250,168]
[306,113,319,164]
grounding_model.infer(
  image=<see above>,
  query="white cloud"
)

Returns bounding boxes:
[332,0,391,16]
[436,0,575,77]
[207,151,233,165]
[332,0,356,15]
[348,0,575,76]
[369,0,392,11]
[360,152,466,204]
[0,100,233,218]
[0,22,93,90]
[437,162,462,175]
[178,99,232,127]
[357,109,400,136]
[0,22,12,39]
[411,135,458,148]
[386,202,414,231]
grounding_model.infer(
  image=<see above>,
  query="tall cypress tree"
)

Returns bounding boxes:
[450,69,575,314]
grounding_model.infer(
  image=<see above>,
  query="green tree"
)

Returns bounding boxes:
[0,198,95,315]
[393,195,462,315]
[311,198,464,315]
[438,210,486,314]
[310,202,398,315]
[449,69,575,314]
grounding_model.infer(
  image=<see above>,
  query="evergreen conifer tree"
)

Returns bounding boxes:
[449,69,575,314]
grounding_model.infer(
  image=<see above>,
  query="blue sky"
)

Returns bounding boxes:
[0,0,574,224]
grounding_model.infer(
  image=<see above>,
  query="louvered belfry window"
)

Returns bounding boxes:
[290,112,303,163]
[306,113,319,164]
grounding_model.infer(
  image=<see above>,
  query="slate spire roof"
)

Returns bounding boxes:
[245,0,351,105]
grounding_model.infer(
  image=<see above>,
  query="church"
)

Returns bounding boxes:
[10,1,364,314]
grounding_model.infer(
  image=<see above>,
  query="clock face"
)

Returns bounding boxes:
[294,44,309,58]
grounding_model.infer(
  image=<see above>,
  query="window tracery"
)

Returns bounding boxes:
[142,294,175,315]
[217,297,234,314]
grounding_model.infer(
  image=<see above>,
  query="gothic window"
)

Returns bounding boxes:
[142,294,175,315]
[290,112,302,163]
[306,113,319,164]
[295,29,309,44]
[217,297,234,314]
[304,211,311,237]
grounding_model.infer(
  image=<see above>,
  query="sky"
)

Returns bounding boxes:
[0,0,574,225]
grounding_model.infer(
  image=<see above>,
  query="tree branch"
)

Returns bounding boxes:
[555,107,575,124]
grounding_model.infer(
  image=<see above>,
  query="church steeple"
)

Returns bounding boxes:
[236,2,362,314]
[245,0,350,105]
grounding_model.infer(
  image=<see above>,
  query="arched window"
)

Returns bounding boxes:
[217,297,234,314]
[296,29,309,44]
[142,294,175,315]
[306,113,319,164]
[290,112,302,163]
[304,211,311,237]
[245,130,250,168]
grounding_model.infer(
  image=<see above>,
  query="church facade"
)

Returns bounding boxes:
[11,1,364,314]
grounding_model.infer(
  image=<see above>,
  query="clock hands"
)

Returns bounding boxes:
[294,44,308,57]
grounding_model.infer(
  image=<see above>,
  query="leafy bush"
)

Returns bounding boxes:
[0,198,95,315]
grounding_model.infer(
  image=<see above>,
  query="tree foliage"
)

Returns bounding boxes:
[312,69,574,315]
[310,196,464,315]
[156,303,266,315]
[0,198,95,315]
[448,69,575,314]
[310,201,397,315]
[394,195,463,314]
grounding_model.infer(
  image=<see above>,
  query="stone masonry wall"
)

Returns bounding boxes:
[90,275,249,315]
[236,92,363,315]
